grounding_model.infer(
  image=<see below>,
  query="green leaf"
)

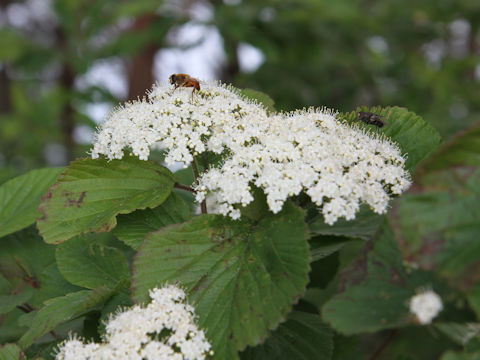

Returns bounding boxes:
[240,88,276,112]
[396,170,480,281]
[468,283,480,319]
[31,263,82,308]
[0,227,55,286]
[19,287,114,348]
[435,323,480,347]
[309,253,339,289]
[309,236,353,262]
[37,157,175,244]
[0,343,23,360]
[0,167,64,238]
[239,185,270,222]
[309,205,385,241]
[421,124,480,172]
[56,234,130,290]
[322,223,440,335]
[132,202,310,359]
[441,350,480,360]
[113,192,191,249]
[240,311,333,360]
[0,286,35,314]
[342,106,442,171]
[0,274,9,294]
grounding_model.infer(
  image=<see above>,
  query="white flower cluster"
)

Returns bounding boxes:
[409,289,443,325]
[91,81,411,224]
[55,285,212,360]
[91,81,267,165]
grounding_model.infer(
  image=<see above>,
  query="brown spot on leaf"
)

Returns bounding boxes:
[37,190,53,221]
[63,191,87,208]
[97,221,114,233]
[77,191,86,207]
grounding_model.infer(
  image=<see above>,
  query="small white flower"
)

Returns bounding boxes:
[409,289,443,325]
[55,285,212,360]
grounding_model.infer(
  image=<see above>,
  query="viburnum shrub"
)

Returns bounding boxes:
[1,81,479,360]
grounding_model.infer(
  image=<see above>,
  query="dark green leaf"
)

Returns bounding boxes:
[441,350,480,360]
[309,236,353,262]
[37,157,175,244]
[240,311,333,360]
[0,286,35,315]
[421,124,480,172]
[113,192,191,249]
[0,167,64,238]
[133,202,310,359]
[0,274,9,294]
[19,287,114,348]
[239,185,270,222]
[322,223,440,334]
[309,253,339,289]
[0,227,55,286]
[468,284,480,319]
[56,234,130,290]
[396,169,480,281]
[435,323,480,347]
[31,263,82,308]
[0,310,28,343]
[309,205,384,241]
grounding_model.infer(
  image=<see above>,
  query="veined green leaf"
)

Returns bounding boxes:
[19,287,114,348]
[113,192,191,250]
[56,234,130,290]
[421,124,480,172]
[132,202,310,359]
[0,167,64,238]
[37,157,175,244]
[240,311,333,360]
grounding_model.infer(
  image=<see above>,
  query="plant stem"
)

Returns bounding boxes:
[191,158,207,214]
[174,183,196,193]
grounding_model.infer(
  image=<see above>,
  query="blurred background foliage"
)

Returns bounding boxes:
[1,0,479,180]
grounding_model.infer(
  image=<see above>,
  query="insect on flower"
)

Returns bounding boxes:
[169,73,200,99]
[358,111,384,128]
